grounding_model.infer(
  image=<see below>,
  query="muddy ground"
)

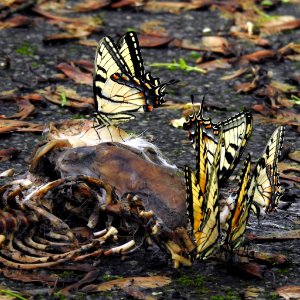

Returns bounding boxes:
[0,1,299,299]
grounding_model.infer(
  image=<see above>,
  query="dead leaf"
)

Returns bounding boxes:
[110,0,137,9]
[2,268,59,284]
[0,119,44,133]
[239,50,276,64]
[269,81,298,93]
[288,150,300,163]
[0,15,31,30]
[73,60,94,73]
[234,80,257,93]
[276,286,300,300]
[41,85,93,110]
[144,1,211,13]
[197,58,232,71]
[8,99,35,120]
[82,276,171,292]
[72,0,110,12]
[235,262,263,279]
[261,18,300,35]
[57,63,93,85]
[172,37,231,55]
[249,229,300,241]
[244,286,264,299]
[0,148,19,162]
[221,67,249,80]
[0,169,15,177]
[139,34,172,48]
[231,31,270,47]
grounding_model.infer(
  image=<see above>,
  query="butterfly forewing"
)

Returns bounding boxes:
[117,31,145,77]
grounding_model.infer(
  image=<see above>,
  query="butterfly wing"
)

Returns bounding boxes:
[93,36,150,125]
[251,126,285,212]
[183,100,253,185]
[185,126,221,260]
[117,31,145,77]
[223,154,254,250]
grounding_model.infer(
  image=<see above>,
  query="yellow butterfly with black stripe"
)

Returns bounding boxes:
[185,121,222,260]
[183,96,253,185]
[93,31,176,127]
[222,154,255,250]
[250,126,285,212]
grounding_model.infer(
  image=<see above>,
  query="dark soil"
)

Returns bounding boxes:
[0,1,299,299]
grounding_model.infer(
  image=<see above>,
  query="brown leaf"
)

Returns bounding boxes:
[0,119,44,133]
[231,31,270,47]
[2,268,59,284]
[73,60,94,73]
[234,79,257,93]
[82,276,171,292]
[221,67,249,80]
[251,104,276,116]
[41,85,93,110]
[57,63,93,85]
[139,34,172,48]
[261,19,300,35]
[73,0,110,12]
[288,150,300,163]
[8,99,35,120]
[276,286,300,300]
[197,58,232,71]
[0,148,19,162]
[249,229,300,241]
[110,0,137,9]
[239,50,276,64]
[144,0,212,13]
[244,286,264,299]
[235,262,263,279]
[0,15,31,30]
[172,37,231,55]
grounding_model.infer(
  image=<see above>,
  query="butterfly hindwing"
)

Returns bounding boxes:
[223,154,254,250]
[251,126,285,211]
[185,125,222,260]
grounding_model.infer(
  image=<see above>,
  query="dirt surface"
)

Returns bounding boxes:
[0,1,300,299]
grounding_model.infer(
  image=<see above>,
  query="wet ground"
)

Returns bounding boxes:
[0,1,299,299]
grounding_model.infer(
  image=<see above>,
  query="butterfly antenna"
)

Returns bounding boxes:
[199,95,206,119]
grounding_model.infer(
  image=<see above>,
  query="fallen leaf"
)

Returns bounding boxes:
[139,34,172,48]
[288,150,300,163]
[221,67,249,80]
[261,18,300,35]
[144,1,211,13]
[197,58,232,71]
[231,31,270,47]
[0,119,44,133]
[82,276,171,292]
[269,81,298,93]
[72,0,110,12]
[239,50,276,64]
[41,85,93,110]
[234,80,257,93]
[0,148,19,162]
[0,169,15,177]
[7,99,35,120]
[172,37,231,55]
[0,15,31,30]
[244,286,264,299]
[276,286,300,300]
[248,229,300,241]
[57,63,93,85]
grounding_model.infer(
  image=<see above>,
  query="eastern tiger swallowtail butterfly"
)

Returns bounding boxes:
[93,31,176,127]
[250,126,285,212]
[183,96,253,185]
[185,122,222,260]
[222,154,255,250]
